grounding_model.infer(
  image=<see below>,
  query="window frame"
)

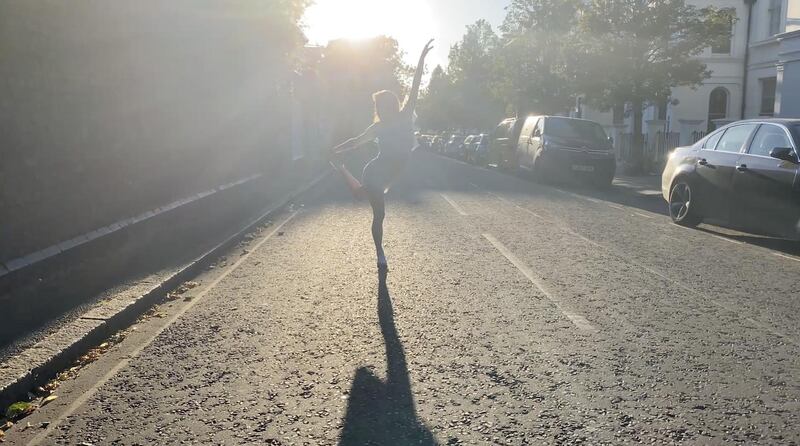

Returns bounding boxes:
[711,8,735,55]
[712,123,760,153]
[760,77,777,117]
[745,123,797,159]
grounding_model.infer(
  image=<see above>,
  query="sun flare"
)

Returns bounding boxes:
[303,0,438,61]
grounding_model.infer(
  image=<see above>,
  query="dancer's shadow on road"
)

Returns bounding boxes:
[338,269,437,446]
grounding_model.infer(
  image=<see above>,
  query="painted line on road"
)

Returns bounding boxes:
[634,212,655,219]
[483,233,597,332]
[483,191,547,220]
[607,203,626,211]
[27,211,300,446]
[708,233,744,245]
[440,193,468,216]
[774,252,800,263]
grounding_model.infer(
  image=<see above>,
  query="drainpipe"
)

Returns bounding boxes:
[741,0,757,119]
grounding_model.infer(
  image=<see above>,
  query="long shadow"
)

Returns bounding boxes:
[338,270,437,446]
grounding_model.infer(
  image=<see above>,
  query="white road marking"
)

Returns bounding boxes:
[634,212,655,219]
[27,211,299,446]
[440,193,468,216]
[485,191,546,220]
[774,252,800,263]
[471,183,796,345]
[607,203,625,211]
[708,233,744,245]
[483,233,597,332]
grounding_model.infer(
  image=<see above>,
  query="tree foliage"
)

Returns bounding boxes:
[493,0,582,116]
[418,20,505,131]
[316,36,412,138]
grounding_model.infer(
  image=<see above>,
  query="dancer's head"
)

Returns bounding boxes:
[373,90,401,123]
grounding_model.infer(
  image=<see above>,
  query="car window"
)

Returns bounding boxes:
[534,119,544,137]
[544,117,607,142]
[714,124,758,153]
[703,130,724,150]
[747,125,793,157]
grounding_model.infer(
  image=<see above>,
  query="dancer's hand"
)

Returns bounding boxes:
[420,39,434,60]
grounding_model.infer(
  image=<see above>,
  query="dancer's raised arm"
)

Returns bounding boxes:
[402,39,434,115]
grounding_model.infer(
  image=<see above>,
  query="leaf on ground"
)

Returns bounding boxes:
[0,429,4,441]
[41,395,58,406]
[1,422,13,431]
[5,402,36,420]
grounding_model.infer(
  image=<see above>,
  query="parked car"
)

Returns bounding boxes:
[445,134,466,158]
[462,135,478,160]
[514,116,616,186]
[489,118,523,170]
[662,119,800,239]
[431,136,444,153]
[465,134,491,165]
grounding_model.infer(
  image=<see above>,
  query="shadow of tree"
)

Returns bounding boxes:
[338,270,438,446]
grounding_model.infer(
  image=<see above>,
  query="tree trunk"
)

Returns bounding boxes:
[629,98,644,174]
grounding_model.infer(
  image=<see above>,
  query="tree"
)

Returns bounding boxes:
[417,65,455,131]
[416,20,505,132]
[316,36,412,140]
[493,0,582,116]
[576,0,733,172]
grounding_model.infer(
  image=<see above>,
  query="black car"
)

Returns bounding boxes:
[489,118,523,170]
[662,119,800,240]
[515,116,616,186]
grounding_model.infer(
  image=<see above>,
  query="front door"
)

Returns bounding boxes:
[693,124,759,224]
[732,124,800,237]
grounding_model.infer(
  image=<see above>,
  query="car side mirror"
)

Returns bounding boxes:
[769,147,798,163]
[608,136,614,144]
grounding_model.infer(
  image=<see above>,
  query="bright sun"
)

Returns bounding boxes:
[303,0,438,62]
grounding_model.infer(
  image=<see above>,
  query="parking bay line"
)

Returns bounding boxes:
[27,211,300,446]
[477,189,796,344]
[440,193,468,216]
[483,233,597,332]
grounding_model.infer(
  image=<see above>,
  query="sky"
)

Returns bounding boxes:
[302,0,510,69]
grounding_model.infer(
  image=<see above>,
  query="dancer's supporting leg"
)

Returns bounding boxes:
[367,187,387,267]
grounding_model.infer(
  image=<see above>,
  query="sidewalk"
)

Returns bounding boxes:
[613,173,663,197]
[0,158,328,409]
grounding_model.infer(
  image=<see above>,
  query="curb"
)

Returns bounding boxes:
[0,169,331,410]
[0,175,262,279]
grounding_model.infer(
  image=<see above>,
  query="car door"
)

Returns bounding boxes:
[694,123,759,224]
[732,123,800,237]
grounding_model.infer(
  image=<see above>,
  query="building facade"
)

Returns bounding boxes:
[582,0,800,159]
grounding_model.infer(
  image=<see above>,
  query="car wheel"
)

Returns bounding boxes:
[669,178,701,227]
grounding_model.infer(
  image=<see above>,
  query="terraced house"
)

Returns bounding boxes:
[582,0,800,165]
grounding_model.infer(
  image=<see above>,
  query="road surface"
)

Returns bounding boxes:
[8,152,800,445]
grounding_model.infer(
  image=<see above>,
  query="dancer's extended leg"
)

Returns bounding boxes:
[331,161,367,201]
[367,188,387,268]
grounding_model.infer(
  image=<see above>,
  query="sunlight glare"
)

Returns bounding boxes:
[304,0,438,62]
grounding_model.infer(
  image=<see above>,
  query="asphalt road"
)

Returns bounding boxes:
[8,152,800,445]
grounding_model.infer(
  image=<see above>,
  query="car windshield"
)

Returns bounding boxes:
[546,118,608,142]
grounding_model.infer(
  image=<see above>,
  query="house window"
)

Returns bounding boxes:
[712,8,735,54]
[708,87,728,132]
[760,77,777,116]
[768,0,783,36]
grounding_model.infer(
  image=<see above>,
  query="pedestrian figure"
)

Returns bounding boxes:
[330,39,434,271]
